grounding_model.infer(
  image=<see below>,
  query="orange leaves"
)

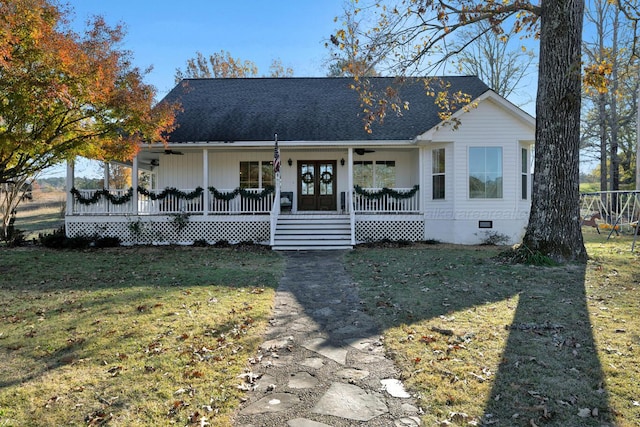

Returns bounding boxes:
[583,61,613,94]
[1,0,179,179]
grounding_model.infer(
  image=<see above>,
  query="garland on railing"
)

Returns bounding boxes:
[72,185,276,206]
[354,185,419,200]
[138,186,204,201]
[208,185,275,201]
[71,187,134,205]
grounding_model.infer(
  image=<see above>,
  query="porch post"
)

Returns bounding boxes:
[66,159,74,215]
[202,148,209,216]
[348,147,355,245]
[419,146,425,213]
[132,155,139,214]
[103,162,110,189]
[347,148,353,207]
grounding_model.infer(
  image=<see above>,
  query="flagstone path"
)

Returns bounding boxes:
[234,251,423,427]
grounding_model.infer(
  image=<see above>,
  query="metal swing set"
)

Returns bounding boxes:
[580,190,640,251]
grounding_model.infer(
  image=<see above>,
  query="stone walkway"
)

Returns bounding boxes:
[234,251,422,427]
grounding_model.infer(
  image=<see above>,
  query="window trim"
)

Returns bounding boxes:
[468,146,503,199]
[431,148,446,200]
[239,160,274,189]
[521,147,528,200]
[353,160,396,188]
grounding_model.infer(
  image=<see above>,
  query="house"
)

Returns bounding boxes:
[64,77,535,249]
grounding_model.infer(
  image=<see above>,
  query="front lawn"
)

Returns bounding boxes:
[0,246,283,427]
[346,231,640,426]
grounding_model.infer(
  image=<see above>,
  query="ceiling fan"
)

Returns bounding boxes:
[150,149,184,155]
[355,148,375,155]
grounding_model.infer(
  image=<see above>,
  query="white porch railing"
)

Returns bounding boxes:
[72,189,136,215]
[352,187,420,213]
[139,189,204,214]
[71,188,274,215]
[71,187,421,215]
[209,189,274,214]
[270,186,281,246]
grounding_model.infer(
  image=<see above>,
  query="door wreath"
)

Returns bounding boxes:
[301,171,314,184]
[320,171,333,184]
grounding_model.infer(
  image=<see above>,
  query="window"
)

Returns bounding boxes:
[240,161,274,188]
[375,161,396,188]
[469,147,502,198]
[353,160,396,188]
[353,161,373,187]
[432,148,445,200]
[262,163,274,187]
[521,148,528,200]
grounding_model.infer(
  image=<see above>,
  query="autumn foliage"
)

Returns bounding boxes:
[0,0,178,185]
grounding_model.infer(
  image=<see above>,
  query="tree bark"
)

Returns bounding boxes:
[522,0,588,263]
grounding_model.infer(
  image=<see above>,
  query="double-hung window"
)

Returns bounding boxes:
[521,148,528,200]
[239,161,274,189]
[353,160,396,188]
[469,147,503,198]
[432,148,445,200]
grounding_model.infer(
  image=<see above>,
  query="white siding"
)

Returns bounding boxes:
[423,97,534,245]
[157,152,203,189]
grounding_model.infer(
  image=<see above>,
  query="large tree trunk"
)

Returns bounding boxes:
[522,0,588,263]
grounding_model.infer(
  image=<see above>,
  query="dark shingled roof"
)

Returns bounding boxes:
[161,76,490,142]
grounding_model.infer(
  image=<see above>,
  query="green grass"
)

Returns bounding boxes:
[0,246,284,427]
[4,208,640,426]
[13,190,65,239]
[580,182,601,193]
[346,231,640,426]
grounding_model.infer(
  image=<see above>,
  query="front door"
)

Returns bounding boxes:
[298,161,337,211]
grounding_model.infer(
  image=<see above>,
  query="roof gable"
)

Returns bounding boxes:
[416,90,535,141]
[160,77,491,143]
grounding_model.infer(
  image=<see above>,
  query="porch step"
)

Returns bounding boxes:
[272,215,353,251]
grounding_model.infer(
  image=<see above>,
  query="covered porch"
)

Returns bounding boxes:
[64,145,425,247]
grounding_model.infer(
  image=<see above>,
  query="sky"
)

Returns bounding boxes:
[66,0,347,99]
[41,0,348,177]
[51,1,545,177]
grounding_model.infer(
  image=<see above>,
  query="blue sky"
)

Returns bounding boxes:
[67,0,346,98]
[44,1,346,178]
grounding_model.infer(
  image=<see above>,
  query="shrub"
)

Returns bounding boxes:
[39,227,121,249]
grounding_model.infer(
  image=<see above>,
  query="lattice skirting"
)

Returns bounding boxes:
[355,216,424,242]
[66,216,270,245]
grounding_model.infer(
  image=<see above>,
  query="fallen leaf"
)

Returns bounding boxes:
[45,396,61,408]
[106,366,122,377]
[577,408,591,417]
[85,410,112,425]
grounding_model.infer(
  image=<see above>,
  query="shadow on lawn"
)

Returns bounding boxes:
[281,247,611,426]
[481,264,610,425]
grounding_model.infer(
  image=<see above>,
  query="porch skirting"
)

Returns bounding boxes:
[66,214,430,246]
[65,215,270,246]
[355,214,424,243]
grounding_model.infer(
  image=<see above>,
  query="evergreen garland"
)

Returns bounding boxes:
[71,187,134,205]
[71,185,276,206]
[137,186,204,201]
[354,185,419,200]
[208,185,275,201]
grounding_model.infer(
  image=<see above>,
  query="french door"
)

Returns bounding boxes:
[297,161,337,211]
